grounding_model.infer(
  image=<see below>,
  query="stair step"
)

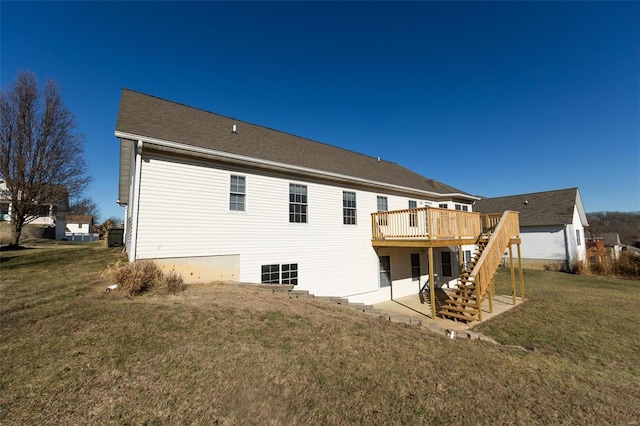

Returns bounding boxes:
[438,310,477,322]
[439,304,479,315]
[444,298,479,308]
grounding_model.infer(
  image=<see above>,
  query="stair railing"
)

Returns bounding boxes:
[470,211,520,312]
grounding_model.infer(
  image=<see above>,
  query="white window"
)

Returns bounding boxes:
[408,200,417,227]
[261,263,298,285]
[455,204,469,211]
[230,175,246,211]
[377,196,388,226]
[289,184,307,223]
[439,203,448,209]
[261,265,279,284]
[343,191,356,225]
[282,264,298,285]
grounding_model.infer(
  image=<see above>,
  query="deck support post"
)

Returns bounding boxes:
[488,278,494,313]
[429,247,436,318]
[509,245,516,305]
[458,244,464,280]
[517,243,525,301]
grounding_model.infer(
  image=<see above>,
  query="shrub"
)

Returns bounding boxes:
[164,270,186,293]
[111,260,162,296]
[577,252,640,279]
[108,261,187,296]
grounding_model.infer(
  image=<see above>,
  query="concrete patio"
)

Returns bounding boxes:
[374,289,524,333]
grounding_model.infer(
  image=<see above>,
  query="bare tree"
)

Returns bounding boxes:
[68,196,101,223]
[0,71,90,246]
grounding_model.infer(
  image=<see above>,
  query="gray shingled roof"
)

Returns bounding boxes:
[115,89,471,197]
[474,188,588,227]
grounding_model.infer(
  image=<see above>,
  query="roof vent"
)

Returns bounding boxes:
[232,124,237,134]
[524,200,528,205]
[377,156,380,162]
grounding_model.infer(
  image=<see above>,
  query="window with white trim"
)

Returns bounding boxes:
[261,263,298,285]
[289,184,307,223]
[455,204,469,211]
[343,191,356,225]
[230,175,246,211]
[439,203,448,209]
[261,264,279,284]
[408,200,417,227]
[377,196,388,226]
[576,230,581,246]
[282,264,298,285]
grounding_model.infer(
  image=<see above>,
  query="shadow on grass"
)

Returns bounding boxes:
[0,245,34,252]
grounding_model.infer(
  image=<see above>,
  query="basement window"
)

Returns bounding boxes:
[282,264,298,285]
[261,264,279,284]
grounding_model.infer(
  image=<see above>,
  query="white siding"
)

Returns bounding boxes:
[571,205,587,263]
[518,226,567,260]
[134,153,456,304]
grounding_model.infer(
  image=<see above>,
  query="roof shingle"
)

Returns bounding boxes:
[474,188,588,227]
[115,89,471,197]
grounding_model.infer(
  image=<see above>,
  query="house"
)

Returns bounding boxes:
[65,215,98,242]
[0,178,67,240]
[474,188,588,272]
[603,233,623,261]
[115,89,522,314]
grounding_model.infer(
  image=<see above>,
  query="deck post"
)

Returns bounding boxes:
[458,244,464,281]
[429,247,436,318]
[517,243,525,301]
[509,245,516,305]
[488,277,494,313]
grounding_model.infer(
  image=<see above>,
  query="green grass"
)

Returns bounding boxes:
[1,245,640,424]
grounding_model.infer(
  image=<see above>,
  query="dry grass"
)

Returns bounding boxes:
[1,244,640,424]
[577,252,640,278]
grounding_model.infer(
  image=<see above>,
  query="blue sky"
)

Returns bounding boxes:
[2,1,639,221]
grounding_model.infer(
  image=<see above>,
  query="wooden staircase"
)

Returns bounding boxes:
[438,237,488,322]
[437,211,521,323]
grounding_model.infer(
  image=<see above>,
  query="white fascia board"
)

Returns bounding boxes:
[114,130,479,201]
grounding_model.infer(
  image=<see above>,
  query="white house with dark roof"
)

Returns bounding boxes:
[115,89,522,310]
[474,188,588,272]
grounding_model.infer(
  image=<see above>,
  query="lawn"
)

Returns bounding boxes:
[1,245,639,425]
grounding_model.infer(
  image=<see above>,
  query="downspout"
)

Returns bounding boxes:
[128,140,143,262]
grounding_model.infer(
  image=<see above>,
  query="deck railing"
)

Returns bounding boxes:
[371,207,482,241]
[470,211,520,303]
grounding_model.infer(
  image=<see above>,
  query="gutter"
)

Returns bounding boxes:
[115,130,480,202]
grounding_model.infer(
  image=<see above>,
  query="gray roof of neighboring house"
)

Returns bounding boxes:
[603,233,621,246]
[474,188,589,227]
[115,89,472,198]
[66,215,94,224]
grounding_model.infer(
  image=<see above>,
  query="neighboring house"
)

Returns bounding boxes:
[65,215,98,242]
[474,188,588,272]
[603,233,623,261]
[115,89,520,307]
[0,179,67,240]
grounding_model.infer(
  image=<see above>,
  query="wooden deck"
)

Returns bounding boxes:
[371,208,521,247]
[371,207,524,320]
